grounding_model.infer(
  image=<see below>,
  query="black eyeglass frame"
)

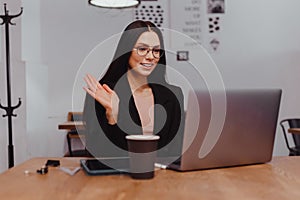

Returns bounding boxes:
[132,46,164,59]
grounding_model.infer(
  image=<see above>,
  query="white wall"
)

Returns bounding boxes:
[40,0,134,158]
[0,0,300,172]
[212,0,300,155]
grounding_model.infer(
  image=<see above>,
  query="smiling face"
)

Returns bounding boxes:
[128,31,161,78]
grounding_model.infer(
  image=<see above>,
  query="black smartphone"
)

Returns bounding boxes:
[80,158,130,176]
[45,159,60,167]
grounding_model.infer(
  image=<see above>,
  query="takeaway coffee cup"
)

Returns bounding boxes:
[125,135,160,179]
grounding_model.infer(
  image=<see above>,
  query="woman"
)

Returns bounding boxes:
[83,20,184,158]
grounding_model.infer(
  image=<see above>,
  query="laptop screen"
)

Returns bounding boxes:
[169,89,282,171]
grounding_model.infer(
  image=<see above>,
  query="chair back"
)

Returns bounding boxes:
[65,111,88,157]
[280,118,300,156]
[68,112,83,122]
[67,112,84,135]
[287,119,300,146]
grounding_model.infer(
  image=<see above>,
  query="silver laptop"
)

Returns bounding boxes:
[166,89,282,171]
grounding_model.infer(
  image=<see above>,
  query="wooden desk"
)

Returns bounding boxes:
[288,128,300,134]
[1,156,300,199]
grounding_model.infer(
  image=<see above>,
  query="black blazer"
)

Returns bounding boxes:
[83,75,185,157]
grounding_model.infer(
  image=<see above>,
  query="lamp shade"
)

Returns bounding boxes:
[89,0,140,8]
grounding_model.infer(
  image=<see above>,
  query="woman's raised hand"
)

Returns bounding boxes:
[83,74,119,124]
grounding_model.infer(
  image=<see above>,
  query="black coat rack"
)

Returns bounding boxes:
[0,3,23,168]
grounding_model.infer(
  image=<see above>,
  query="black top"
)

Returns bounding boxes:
[83,75,185,158]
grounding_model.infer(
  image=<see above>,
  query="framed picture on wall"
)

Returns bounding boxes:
[207,0,225,14]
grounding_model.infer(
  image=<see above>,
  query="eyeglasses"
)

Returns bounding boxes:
[133,46,163,59]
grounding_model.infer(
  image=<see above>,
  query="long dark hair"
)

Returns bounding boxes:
[100,20,167,85]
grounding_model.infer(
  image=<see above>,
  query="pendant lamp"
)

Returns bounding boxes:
[88,0,140,9]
